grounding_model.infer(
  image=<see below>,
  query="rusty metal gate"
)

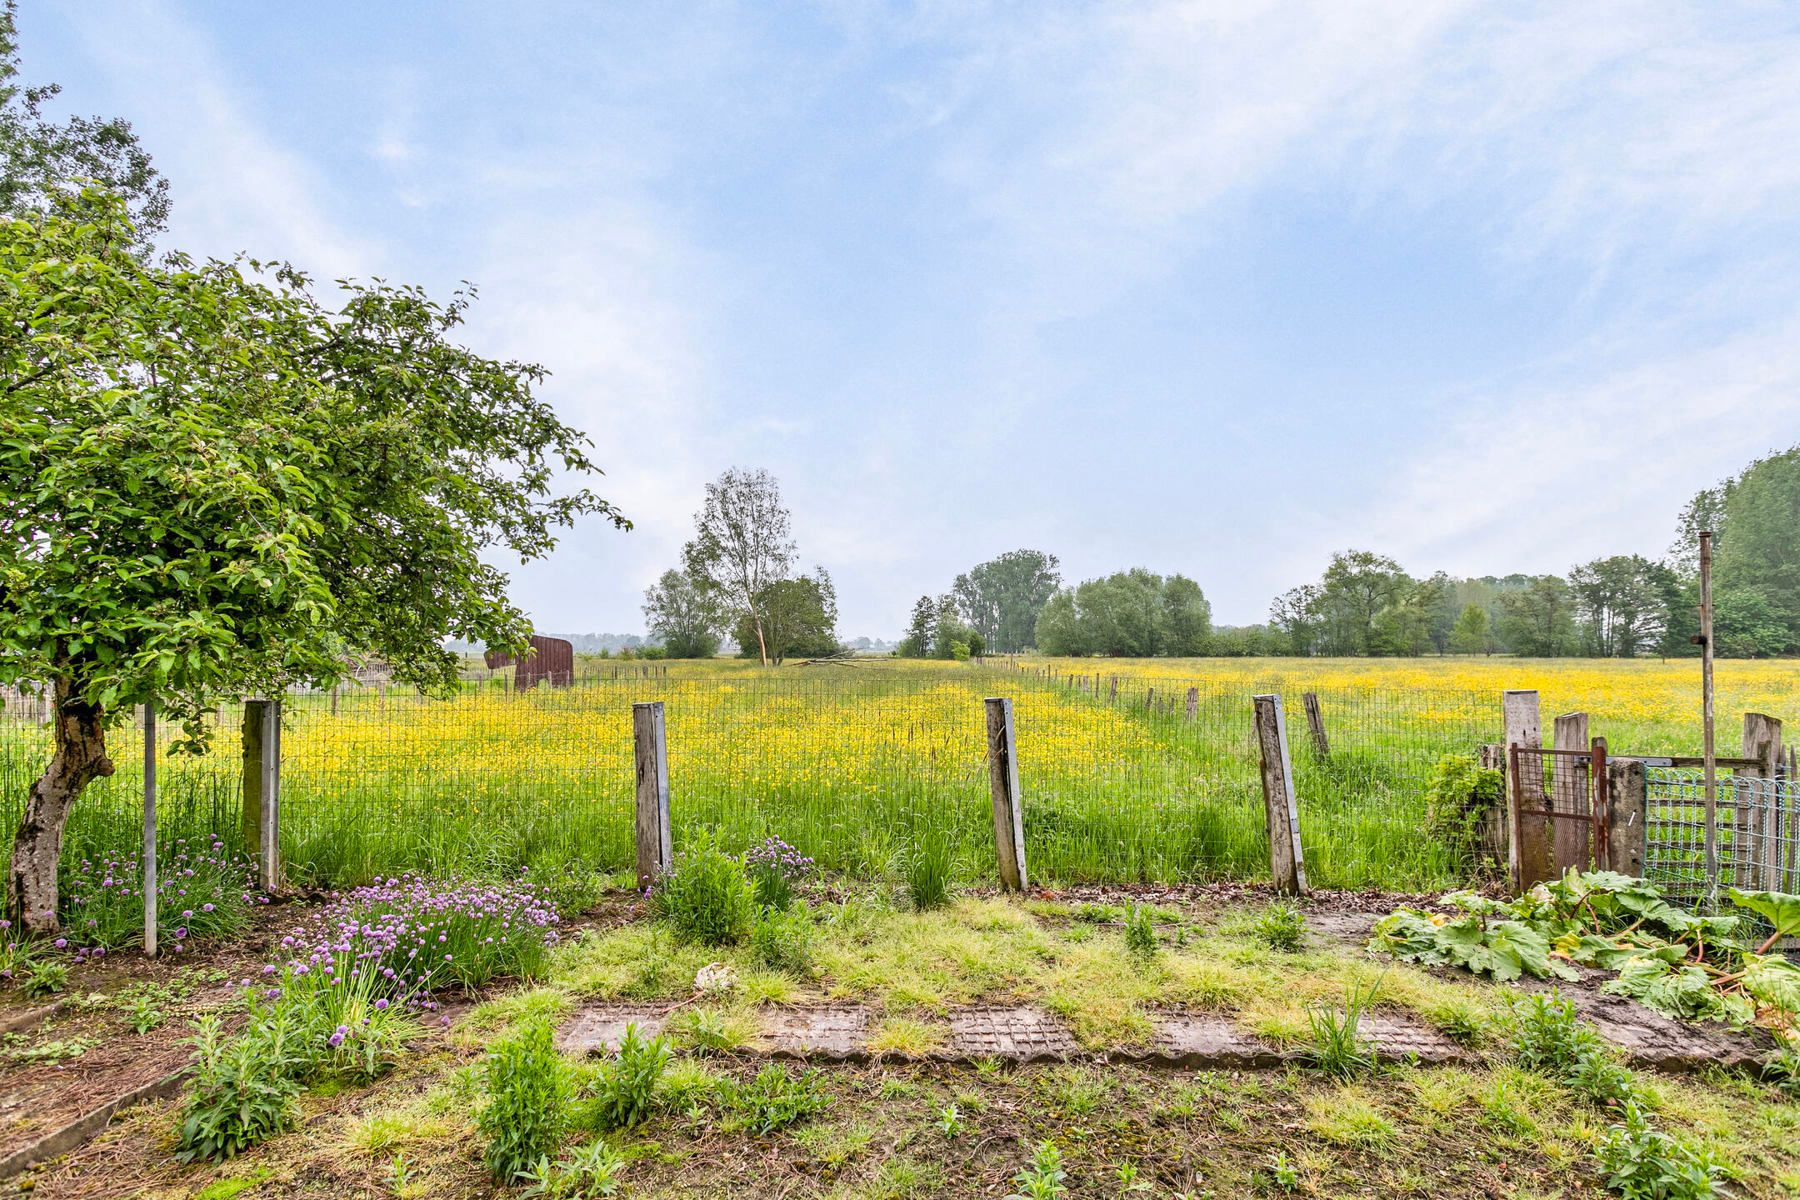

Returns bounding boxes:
[1510,741,1610,890]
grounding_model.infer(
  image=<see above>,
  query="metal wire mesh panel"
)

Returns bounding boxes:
[1645,767,1799,906]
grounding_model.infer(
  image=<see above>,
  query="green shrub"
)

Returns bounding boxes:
[1122,905,1158,958]
[655,833,755,947]
[175,1013,304,1163]
[902,826,955,911]
[1424,753,1503,866]
[1253,902,1306,951]
[728,1063,831,1134]
[480,1017,572,1183]
[1594,1102,1730,1199]
[1762,1045,1800,1100]
[751,907,813,976]
[585,1023,670,1131]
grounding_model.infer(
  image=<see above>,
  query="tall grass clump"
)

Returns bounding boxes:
[65,836,265,951]
[903,825,955,910]
[1302,978,1381,1079]
[655,832,755,947]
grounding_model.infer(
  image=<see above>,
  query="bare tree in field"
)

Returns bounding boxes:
[682,468,796,666]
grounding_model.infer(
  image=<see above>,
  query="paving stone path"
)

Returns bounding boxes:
[557,999,1762,1072]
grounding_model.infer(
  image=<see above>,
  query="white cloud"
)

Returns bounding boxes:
[60,1,377,278]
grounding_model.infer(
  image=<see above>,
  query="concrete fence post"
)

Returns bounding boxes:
[633,701,673,888]
[1605,758,1646,878]
[984,697,1028,892]
[143,700,158,958]
[1252,694,1308,895]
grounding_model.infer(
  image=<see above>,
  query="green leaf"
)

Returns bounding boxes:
[1727,889,1800,940]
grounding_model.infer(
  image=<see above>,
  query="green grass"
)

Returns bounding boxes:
[7,657,1785,899]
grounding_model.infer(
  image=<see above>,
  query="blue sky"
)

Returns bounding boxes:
[26,2,1800,638]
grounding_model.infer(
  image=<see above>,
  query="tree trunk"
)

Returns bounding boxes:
[753,611,770,667]
[9,677,113,935]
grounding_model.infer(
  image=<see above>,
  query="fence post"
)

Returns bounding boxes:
[984,697,1028,892]
[1185,687,1198,722]
[1605,758,1646,877]
[1108,677,1119,704]
[143,701,157,958]
[1301,692,1330,759]
[241,699,267,858]
[1552,712,1591,871]
[1478,743,1509,868]
[1252,694,1308,895]
[633,701,673,888]
[1743,713,1783,890]
[1503,689,1544,891]
[265,699,282,892]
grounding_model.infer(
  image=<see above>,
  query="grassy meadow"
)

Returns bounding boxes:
[1,656,1793,900]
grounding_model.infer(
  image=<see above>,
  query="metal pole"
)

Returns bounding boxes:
[143,700,157,958]
[1699,530,1718,906]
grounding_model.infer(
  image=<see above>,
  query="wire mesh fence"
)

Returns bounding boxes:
[1646,767,1800,908]
[2,663,1517,894]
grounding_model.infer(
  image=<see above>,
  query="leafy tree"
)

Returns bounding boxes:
[1268,584,1323,656]
[950,550,1061,654]
[0,194,617,931]
[1450,604,1492,655]
[897,595,935,659]
[1495,576,1577,657]
[1714,588,1791,658]
[1419,572,1459,654]
[1569,555,1676,657]
[1317,551,1414,655]
[683,468,796,667]
[1713,445,1800,653]
[1033,590,1084,656]
[642,569,722,659]
[734,569,838,664]
[1029,570,1211,656]
[0,4,168,238]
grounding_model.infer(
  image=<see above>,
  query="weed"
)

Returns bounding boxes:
[751,905,813,976]
[1301,977,1380,1079]
[1594,1102,1731,1199]
[936,1103,963,1138]
[1267,1150,1300,1191]
[1006,1140,1069,1200]
[868,1016,944,1057]
[1116,1160,1152,1193]
[1253,903,1306,952]
[5,1034,98,1064]
[655,832,755,947]
[1761,1044,1800,1100]
[21,958,68,998]
[565,1138,628,1198]
[586,1023,670,1130]
[478,1016,571,1183]
[728,1062,831,1133]
[176,1013,303,1163]
[1123,905,1158,958]
[1510,992,1637,1107]
[902,825,955,911]
[124,989,166,1034]
[673,1006,750,1054]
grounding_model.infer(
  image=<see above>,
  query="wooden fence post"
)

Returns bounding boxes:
[1108,677,1119,704]
[143,700,157,958]
[1301,692,1330,759]
[633,701,673,888]
[1552,712,1591,871]
[1503,689,1544,892]
[1252,694,1308,895]
[241,699,267,858]
[984,697,1028,892]
[1185,687,1198,722]
[1605,757,1646,877]
[1742,713,1782,890]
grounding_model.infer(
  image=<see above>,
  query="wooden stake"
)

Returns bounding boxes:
[1252,694,1308,895]
[1301,692,1330,759]
[984,697,1028,891]
[1504,690,1545,891]
[633,702,673,887]
[1552,712,1591,872]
